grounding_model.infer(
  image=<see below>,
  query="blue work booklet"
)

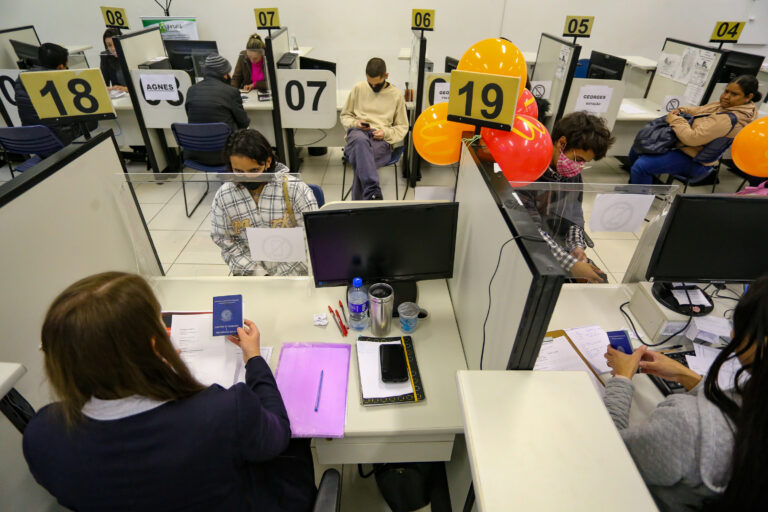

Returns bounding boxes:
[212,295,243,336]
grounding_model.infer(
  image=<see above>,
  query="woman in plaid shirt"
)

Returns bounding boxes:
[210,129,318,276]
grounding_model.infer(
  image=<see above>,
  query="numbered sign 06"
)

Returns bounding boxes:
[19,69,115,121]
[276,69,337,129]
[411,9,435,31]
[447,70,519,131]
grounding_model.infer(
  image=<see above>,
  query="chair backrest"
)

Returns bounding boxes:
[0,125,64,157]
[171,122,231,152]
[574,58,590,79]
[308,183,325,208]
[387,145,406,166]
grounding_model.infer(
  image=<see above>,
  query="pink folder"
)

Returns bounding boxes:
[275,343,351,438]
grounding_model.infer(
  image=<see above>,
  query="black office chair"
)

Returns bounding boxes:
[665,161,721,193]
[313,468,342,512]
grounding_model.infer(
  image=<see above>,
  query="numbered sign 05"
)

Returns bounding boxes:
[276,69,336,129]
[255,8,280,29]
[101,6,130,29]
[19,69,115,121]
[412,9,435,31]
[563,16,594,37]
[447,70,519,131]
[710,21,745,43]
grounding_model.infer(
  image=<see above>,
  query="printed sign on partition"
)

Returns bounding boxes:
[574,85,613,114]
[424,73,450,107]
[19,69,115,121]
[0,69,20,126]
[661,95,685,112]
[275,69,336,129]
[530,80,551,100]
[130,69,191,128]
[140,74,178,101]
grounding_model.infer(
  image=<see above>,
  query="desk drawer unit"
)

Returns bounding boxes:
[314,434,455,465]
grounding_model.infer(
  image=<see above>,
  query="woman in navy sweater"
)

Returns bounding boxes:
[23,272,315,512]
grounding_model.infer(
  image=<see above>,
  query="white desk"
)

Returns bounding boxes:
[0,362,26,398]
[64,44,92,70]
[611,98,662,156]
[621,55,657,71]
[457,371,657,511]
[150,277,468,464]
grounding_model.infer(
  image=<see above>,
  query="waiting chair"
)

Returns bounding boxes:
[170,122,231,217]
[308,183,325,208]
[665,161,721,193]
[313,468,341,512]
[341,145,405,201]
[0,125,65,178]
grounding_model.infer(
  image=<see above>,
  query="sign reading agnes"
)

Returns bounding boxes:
[141,74,178,101]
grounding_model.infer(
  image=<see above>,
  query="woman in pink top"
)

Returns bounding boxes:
[232,33,268,92]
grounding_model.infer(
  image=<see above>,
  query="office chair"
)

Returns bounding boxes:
[665,162,721,193]
[170,122,231,217]
[0,125,65,178]
[340,145,404,201]
[307,183,325,208]
[313,468,341,512]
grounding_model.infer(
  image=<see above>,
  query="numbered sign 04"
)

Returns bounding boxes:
[19,69,115,121]
[276,69,337,129]
[447,70,520,131]
[710,21,745,43]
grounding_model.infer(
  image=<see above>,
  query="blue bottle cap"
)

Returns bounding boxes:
[352,277,363,288]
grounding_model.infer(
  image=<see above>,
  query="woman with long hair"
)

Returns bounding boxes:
[604,276,768,510]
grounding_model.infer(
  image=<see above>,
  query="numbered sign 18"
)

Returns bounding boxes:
[411,9,435,31]
[447,70,519,131]
[710,21,745,43]
[100,6,130,29]
[563,16,594,37]
[20,69,115,120]
[276,69,336,129]
[255,8,280,29]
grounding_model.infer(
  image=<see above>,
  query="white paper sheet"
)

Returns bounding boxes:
[690,343,742,389]
[356,341,414,399]
[683,82,706,106]
[246,227,307,263]
[672,289,711,307]
[233,346,273,384]
[574,85,613,114]
[530,80,552,100]
[414,186,454,201]
[619,103,647,115]
[564,325,612,374]
[433,82,450,104]
[589,193,654,233]
[661,95,685,112]
[140,74,178,101]
[673,47,699,84]
[555,46,571,80]
[656,53,681,79]
[170,314,230,387]
[694,316,733,338]
[534,336,604,395]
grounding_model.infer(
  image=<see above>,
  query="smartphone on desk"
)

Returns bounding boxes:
[360,122,370,128]
[380,344,408,383]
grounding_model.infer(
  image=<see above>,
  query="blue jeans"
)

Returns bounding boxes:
[345,129,391,200]
[629,149,710,185]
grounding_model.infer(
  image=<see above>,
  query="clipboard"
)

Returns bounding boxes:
[546,330,605,386]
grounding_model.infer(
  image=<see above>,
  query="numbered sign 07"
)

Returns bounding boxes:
[19,69,115,121]
[447,70,519,131]
[255,8,280,29]
[101,6,130,29]
[276,69,336,129]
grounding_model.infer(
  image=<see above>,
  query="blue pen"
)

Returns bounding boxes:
[314,370,324,412]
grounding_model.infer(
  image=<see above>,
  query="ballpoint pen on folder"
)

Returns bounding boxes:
[334,309,348,336]
[314,370,324,412]
[328,305,344,336]
[338,300,349,325]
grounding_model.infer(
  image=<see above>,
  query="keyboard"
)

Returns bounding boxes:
[649,350,695,395]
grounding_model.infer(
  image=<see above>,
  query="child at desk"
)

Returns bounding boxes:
[603,275,768,511]
[210,129,318,276]
[22,272,316,512]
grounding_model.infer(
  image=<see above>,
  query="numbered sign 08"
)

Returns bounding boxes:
[19,69,115,121]
[447,70,519,131]
[101,6,130,29]
[710,21,745,43]
[276,69,336,129]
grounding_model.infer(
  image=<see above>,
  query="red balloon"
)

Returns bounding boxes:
[481,114,553,182]
[516,89,538,119]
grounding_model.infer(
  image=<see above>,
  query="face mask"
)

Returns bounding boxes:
[369,81,386,93]
[555,149,585,178]
[243,181,263,191]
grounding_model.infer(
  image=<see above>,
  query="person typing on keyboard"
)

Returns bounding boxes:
[602,275,768,511]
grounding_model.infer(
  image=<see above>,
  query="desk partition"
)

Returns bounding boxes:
[0,68,20,127]
[530,33,581,130]
[265,28,295,169]
[562,77,625,130]
[647,39,725,107]
[0,26,39,70]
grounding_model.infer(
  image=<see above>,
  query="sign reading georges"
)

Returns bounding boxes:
[141,74,178,101]
[574,85,613,114]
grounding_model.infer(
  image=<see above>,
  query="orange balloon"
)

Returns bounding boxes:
[516,88,538,118]
[457,38,527,98]
[732,117,768,178]
[413,102,474,165]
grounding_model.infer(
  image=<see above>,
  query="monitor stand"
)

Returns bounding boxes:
[347,280,419,318]
[651,282,714,317]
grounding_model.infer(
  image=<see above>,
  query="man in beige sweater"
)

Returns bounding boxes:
[340,58,408,200]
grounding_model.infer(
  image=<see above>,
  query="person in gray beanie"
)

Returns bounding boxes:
[184,53,249,166]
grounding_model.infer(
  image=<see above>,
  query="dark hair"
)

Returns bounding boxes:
[731,75,763,103]
[224,129,278,173]
[365,57,387,78]
[551,112,615,160]
[703,276,768,510]
[41,272,204,426]
[38,43,68,69]
[102,28,122,49]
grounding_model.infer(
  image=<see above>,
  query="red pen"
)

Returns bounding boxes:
[328,305,344,336]
[335,309,348,336]
[338,300,349,326]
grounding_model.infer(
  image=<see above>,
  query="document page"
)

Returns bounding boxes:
[534,336,604,395]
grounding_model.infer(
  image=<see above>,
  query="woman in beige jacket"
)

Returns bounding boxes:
[629,75,761,185]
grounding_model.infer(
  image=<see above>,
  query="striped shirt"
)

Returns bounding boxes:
[210,165,318,276]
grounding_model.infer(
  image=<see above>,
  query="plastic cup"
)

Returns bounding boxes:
[397,302,420,333]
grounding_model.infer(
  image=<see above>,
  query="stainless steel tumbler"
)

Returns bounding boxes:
[368,283,394,336]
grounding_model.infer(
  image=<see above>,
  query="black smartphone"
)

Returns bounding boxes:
[361,122,370,128]
[380,344,408,383]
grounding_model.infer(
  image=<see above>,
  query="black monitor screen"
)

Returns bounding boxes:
[587,51,626,80]
[647,195,768,283]
[300,57,336,75]
[304,203,459,287]
[10,39,39,68]
[717,51,764,83]
[164,40,218,74]
[445,57,459,73]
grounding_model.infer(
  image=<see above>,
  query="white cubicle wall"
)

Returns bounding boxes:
[646,39,725,107]
[265,27,296,169]
[0,68,20,127]
[0,131,162,510]
[0,26,39,70]
[530,33,581,130]
[562,78,625,131]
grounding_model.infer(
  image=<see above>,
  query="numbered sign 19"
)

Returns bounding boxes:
[255,8,280,29]
[411,9,435,31]
[276,69,336,129]
[710,21,745,43]
[100,6,130,29]
[19,69,115,121]
[563,16,594,37]
[447,70,519,131]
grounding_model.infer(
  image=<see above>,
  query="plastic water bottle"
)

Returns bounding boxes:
[347,277,369,331]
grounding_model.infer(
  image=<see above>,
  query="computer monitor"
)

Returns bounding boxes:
[646,195,768,313]
[587,51,626,80]
[299,56,336,75]
[304,202,459,300]
[716,50,764,84]
[163,40,218,80]
[10,39,40,69]
[444,56,459,73]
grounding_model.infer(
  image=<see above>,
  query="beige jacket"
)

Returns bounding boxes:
[669,102,757,164]
[340,81,409,145]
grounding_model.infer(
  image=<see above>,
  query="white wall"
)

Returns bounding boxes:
[3,0,766,91]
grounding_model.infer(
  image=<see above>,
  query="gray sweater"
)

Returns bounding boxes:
[604,377,734,511]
